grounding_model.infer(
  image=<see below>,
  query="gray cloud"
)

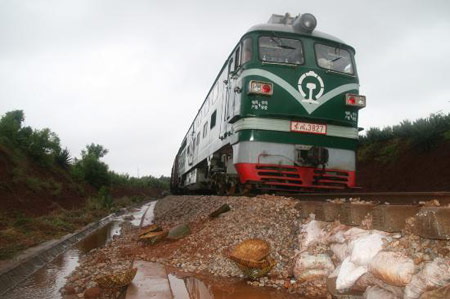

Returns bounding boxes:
[1,0,449,176]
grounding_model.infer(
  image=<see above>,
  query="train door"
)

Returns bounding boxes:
[220,59,233,139]
[187,130,195,166]
[220,46,242,139]
[228,45,242,123]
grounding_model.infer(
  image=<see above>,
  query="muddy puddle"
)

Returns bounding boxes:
[2,202,155,299]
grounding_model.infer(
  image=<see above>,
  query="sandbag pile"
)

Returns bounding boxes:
[293,217,450,298]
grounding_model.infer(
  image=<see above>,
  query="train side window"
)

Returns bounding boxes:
[228,57,234,74]
[210,110,217,129]
[241,37,252,64]
[234,46,241,72]
[203,122,208,138]
[196,132,200,146]
[180,138,187,151]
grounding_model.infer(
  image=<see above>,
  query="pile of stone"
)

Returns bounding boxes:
[149,195,300,279]
[61,223,137,298]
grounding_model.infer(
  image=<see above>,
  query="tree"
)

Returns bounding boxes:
[82,143,108,159]
[0,110,25,145]
[73,143,111,189]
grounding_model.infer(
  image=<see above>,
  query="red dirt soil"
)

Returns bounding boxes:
[0,145,89,217]
[357,140,450,192]
[0,145,162,218]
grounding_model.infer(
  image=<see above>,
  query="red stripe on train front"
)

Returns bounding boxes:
[234,163,356,191]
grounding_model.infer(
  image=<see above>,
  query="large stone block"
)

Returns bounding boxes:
[295,201,325,220]
[372,205,420,232]
[340,203,375,226]
[414,207,450,239]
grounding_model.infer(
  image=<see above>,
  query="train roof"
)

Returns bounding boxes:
[246,13,353,51]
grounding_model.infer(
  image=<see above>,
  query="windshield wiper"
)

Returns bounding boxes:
[270,36,296,50]
[331,57,342,62]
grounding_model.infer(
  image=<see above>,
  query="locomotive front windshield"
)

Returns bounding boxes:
[315,44,354,74]
[259,36,304,65]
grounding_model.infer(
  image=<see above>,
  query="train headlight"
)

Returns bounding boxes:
[345,94,366,108]
[293,13,317,33]
[248,80,273,96]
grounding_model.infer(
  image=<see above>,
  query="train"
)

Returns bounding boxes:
[170,13,366,195]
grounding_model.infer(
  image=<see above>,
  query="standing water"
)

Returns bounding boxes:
[2,201,156,299]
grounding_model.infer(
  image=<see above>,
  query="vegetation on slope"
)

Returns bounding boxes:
[0,110,169,259]
[357,113,450,191]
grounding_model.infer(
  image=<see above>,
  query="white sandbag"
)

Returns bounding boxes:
[363,286,399,299]
[404,258,450,299]
[293,253,334,280]
[421,285,450,299]
[330,243,349,262]
[352,272,404,297]
[336,257,367,291]
[327,224,350,244]
[298,220,327,249]
[343,227,369,241]
[328,265,341,278]
[368,251,415,286]
[349,232,385,266]
[352,273,379,292]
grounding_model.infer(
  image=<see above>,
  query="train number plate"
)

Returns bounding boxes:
[290,121,327,135]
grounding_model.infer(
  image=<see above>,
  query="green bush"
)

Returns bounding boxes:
[360,113,450,151]
[55,148,71,168]
[25,177,43,192]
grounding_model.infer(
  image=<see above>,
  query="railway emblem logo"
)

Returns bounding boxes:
[298,71,325,102]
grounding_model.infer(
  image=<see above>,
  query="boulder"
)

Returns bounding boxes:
[167,224,191,240]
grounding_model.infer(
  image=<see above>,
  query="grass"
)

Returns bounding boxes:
[0,195,151,260]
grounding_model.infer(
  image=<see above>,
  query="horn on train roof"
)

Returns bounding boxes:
[268,12,317,34]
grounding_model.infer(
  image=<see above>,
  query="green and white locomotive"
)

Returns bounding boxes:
[171,13,366,194]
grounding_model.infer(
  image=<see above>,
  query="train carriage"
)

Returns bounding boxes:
[170,13,366,194]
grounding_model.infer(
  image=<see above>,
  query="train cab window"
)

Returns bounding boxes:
[196,132,200,146]
[210,110,217,129]
[259,36,304,65]
[241,37,252,64]
[315,44,354,75]
[203,122,208,138]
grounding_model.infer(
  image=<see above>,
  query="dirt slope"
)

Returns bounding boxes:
[357,140,450,192]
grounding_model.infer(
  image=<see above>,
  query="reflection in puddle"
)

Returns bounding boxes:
[3,248,80,299]
[130,201,156,227]
[168,271,300,299]
[3,201,156,299]
[184,276,214,299]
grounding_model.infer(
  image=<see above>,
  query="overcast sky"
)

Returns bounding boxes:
[1,0,449,177]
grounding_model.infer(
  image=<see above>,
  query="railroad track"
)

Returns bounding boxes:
[288,191,450,205]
